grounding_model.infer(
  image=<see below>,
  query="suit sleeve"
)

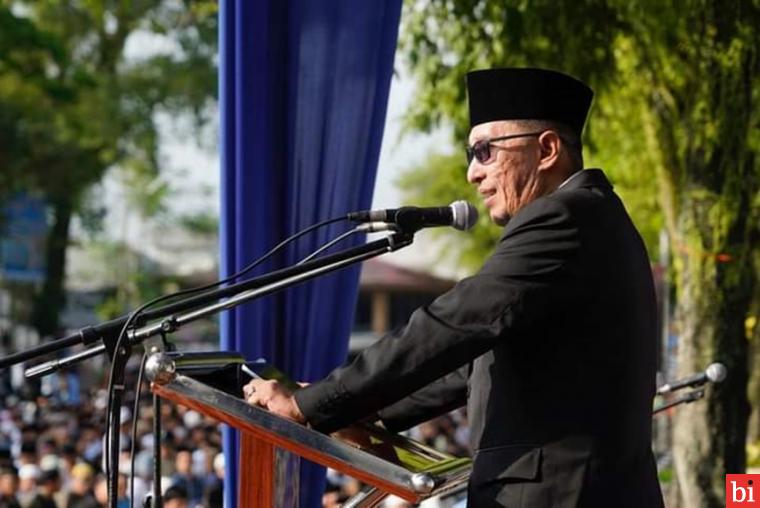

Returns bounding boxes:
[377,363,469,432]
[294,196,583,433]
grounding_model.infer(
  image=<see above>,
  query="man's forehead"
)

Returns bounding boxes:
[468,120,522,142]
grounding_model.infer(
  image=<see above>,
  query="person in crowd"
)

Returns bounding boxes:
[162,485,188,508]
[0,466,20,508]
[17,464,40,508]
[202,452,224,508]
[169,448,204,505]
[27,468,60,508]
[61,463,98,508]
[92,475,107,507]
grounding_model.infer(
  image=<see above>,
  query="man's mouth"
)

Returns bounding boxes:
[479,188,497,206]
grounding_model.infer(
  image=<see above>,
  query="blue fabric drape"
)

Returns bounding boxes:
[219,1,401,506]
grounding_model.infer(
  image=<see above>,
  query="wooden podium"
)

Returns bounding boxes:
[146,351,471,507]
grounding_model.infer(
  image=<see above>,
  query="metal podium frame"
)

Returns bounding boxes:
[146,351,471,507]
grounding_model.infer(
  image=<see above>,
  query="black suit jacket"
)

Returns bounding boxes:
[295,169,664,507]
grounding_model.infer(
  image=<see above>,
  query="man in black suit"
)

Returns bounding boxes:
[244,68,665,507]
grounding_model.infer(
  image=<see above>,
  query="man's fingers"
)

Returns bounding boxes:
[243,379,267,402]
[246,393,259,406]
[243,379,264,394]
[243,380,305,424]
[246,389,268,407]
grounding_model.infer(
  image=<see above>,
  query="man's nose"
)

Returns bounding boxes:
[467,161,484,184]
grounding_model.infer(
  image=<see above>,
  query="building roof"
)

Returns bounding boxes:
[359,258,455,294]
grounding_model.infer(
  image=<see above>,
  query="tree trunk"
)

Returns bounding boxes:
[671,194,755,507]
[747,322,760,443]
[748,290,760,444]
[32,196,73,338]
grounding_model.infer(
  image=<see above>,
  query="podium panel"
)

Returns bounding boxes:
[147,351,471,507]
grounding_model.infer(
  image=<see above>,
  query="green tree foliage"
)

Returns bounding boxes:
[398,1,760,506]
[0,5,66,195]
[0,1,217,337]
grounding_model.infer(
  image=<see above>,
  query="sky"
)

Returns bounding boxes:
[374,72,452,210]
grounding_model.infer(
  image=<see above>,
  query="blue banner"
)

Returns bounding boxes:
[0,194,48,282]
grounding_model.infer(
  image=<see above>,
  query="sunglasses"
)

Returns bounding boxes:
[466,131,544,165]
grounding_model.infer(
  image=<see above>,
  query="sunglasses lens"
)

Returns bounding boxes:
[466,141,491,165]
[473,141,490,164]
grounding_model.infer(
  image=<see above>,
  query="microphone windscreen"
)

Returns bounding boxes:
[450,200,479,231]
[706,362,727,383]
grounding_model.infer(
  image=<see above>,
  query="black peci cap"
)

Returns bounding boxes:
[466,68,593,135]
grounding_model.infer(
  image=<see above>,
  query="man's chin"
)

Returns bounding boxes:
[491,211,511,226]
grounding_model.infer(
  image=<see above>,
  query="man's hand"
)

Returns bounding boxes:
[243,379,307,424]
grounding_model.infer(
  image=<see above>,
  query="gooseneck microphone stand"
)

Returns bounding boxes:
[652,388,705,415]
[1,230,414,508]
[11,232,413,375]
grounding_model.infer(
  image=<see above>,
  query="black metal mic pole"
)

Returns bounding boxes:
[151,390,162,508]
[141,335,171,508]
[107,345,130,508]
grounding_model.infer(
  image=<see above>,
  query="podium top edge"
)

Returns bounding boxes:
[152,373,471,498]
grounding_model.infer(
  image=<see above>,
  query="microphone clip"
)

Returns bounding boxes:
[356,222,400,233]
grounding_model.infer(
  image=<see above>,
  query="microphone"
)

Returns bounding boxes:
[656,362,727,395]
[347,200,478,233]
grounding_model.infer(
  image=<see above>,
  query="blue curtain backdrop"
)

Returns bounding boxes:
[219,1,402,506]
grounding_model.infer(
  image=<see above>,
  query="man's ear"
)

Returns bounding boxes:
[536,130,562,171]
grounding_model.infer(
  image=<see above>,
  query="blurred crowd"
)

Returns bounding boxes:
[0,360,472,508]
[0,361,225,508]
